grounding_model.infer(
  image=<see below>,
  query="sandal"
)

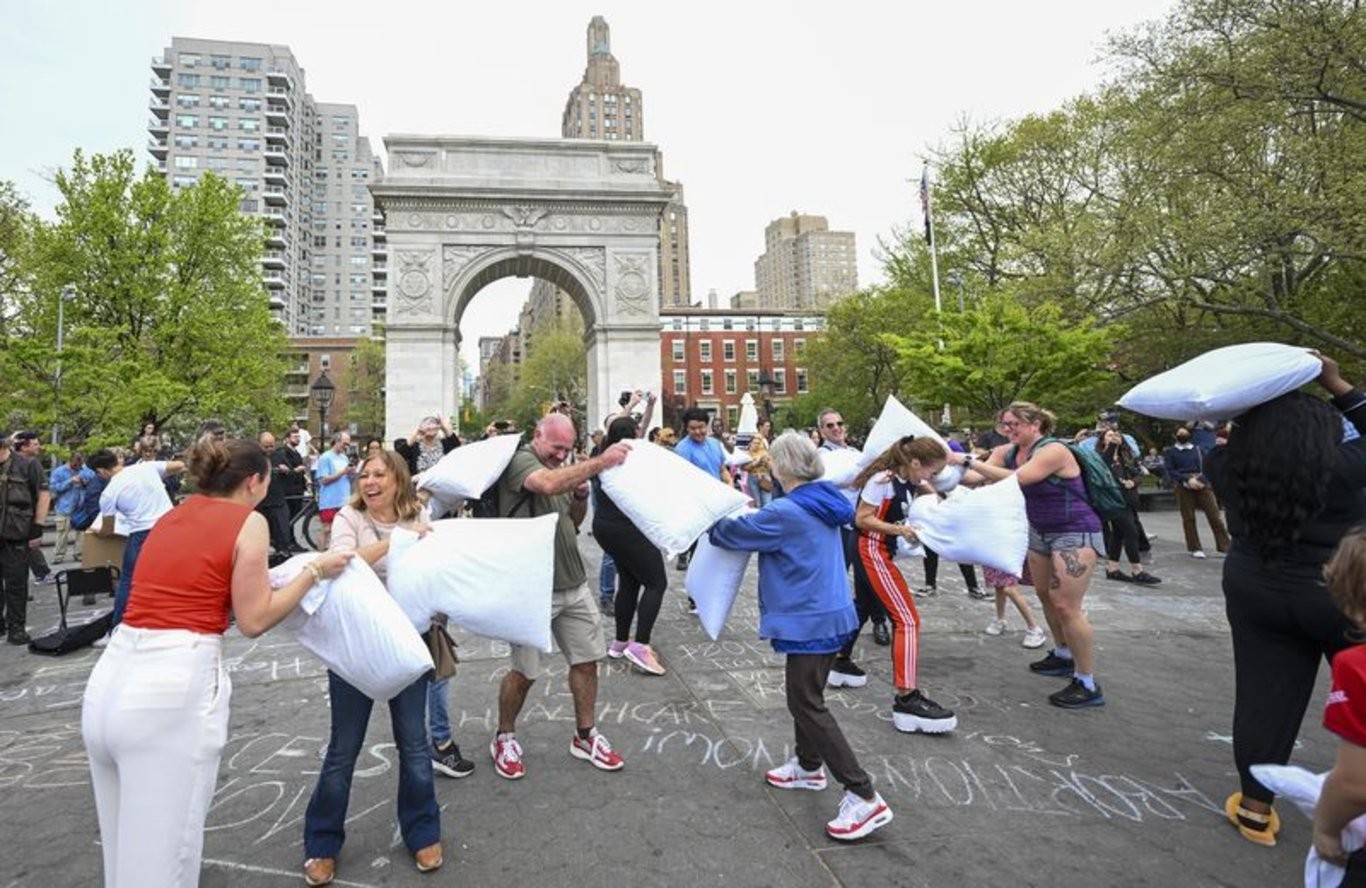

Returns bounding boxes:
[1224,791,1279,847]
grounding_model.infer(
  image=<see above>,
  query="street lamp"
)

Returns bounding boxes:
[309,369,335,440]
[52,285,77,446]
[946,269,965,312]
[756,369,776,424]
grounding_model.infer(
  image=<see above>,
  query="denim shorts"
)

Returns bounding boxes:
[1028,527,1104,556]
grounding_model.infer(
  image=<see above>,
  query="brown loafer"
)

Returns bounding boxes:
[414,842,443,873]
[303,857,335,886]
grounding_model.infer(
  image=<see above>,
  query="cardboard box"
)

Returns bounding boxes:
[82,531,126,570]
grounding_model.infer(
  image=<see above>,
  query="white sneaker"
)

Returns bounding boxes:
[826,791,893,841]
[983,618,1007,636]
[1191,550,1207,559]
[91,633,111,649]
[1022,626,1047,649]
[913,584,937,598]
[765,757,827,791]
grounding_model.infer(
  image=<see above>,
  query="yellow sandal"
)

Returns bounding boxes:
[1225,792,1280,847]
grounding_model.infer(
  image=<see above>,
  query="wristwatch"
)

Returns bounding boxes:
[962,453,976,467]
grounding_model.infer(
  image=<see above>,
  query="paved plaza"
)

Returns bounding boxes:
[0,509,1329,886]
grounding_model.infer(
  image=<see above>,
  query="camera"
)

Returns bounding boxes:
[618,390,632,407]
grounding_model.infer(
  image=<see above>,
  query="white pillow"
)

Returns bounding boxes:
[597,440,751,557]
[1118,342,1321,421]
[685,517,754,640]
[859,395,946,469]
[1249,764,1366,886]
[387,515,556,652]
[930,464,966,494]
[414,433,522,515]
[905,477,1028,575]
[819,447,862,487]
[725,449,754,468]
[275,555,433,701]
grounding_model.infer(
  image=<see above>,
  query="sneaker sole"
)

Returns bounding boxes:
[569,744,625,771]
[432,761,475,779]
[893,712,958,734]
[489,741,525,780]
[827,804,893,841]
[765,774,827,791]
[606,648,627,659]
[1021,636,1047,649]
[826,673,868,689]
[624,649,666,676]
[1049,693,1106,709]
[1029,662,1075,677]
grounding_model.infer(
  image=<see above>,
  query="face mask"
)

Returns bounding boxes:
[1176,434,1190,443]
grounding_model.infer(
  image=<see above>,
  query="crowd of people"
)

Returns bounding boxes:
[0,350,1361,884]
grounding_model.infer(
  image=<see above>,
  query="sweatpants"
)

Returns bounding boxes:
[786,652,874,799]
[838,526,886,659]
[82,626,230,888]
[856,532,919,690]
[1223,549,1353,804]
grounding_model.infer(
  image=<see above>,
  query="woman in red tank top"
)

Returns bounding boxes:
[81,437,351,888]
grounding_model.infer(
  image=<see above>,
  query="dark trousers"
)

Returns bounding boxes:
[1175,485,1230,553]
[595,517,668,645]
[111,529,150,627]
[257,501,292,555]
[1223,550,1354,804]
[839,526,886,659]
[924,546,978,590]
[1102,504,1143,564]
[28,545,49,580]
[1,540,30,634]
[787,653,874,799]
[305,671,440,857]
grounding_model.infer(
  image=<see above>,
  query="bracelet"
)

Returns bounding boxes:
[305,562,324,585]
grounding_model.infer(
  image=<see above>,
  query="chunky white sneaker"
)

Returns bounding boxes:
[826,791,893,841]
[765,757,828,791]
[1021,626,1047,649]
[1191,550,1207,559]
[983,618,1007,636]
[892,690,958,734]
[826,658,868,688]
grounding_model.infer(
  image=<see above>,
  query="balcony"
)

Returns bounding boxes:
[263,184,286,205]
[149,99,170,118]
[147,118,169,135]
[263,208,287,226]
[267,292,287,310]
[267,85,292,103]
[266,69,291,85]
[372,281,387,294]
[265,103,289,123]
[372,262,388,275]
[265,228,286,248]
[148,138,168,159]
[263,166,288,185]
[264,145,289,164]
[262,250,287,268]
[151,56,170,74]
[149,77,170,96]
[263,270,286,289]
[265,126,290,146]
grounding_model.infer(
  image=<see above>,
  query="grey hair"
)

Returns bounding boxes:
[767,431,824,486]
[816,407,841,426]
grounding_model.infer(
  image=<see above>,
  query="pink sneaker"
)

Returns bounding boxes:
[490,734,525,780]
[570,729,624,771]
[624,642,666,675]
[607,640,629,659]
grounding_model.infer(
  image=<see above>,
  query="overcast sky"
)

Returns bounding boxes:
[3,0,1175,368]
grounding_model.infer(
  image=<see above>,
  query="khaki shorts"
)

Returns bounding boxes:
[509,584,605,679]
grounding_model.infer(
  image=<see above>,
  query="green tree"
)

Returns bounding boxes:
[345,336,386,437]
[0,149,289,446]
[504,318,587,430]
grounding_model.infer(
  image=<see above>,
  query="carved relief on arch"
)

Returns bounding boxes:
[549,247,606,295]
[395,250,435,317]
[441,246,484,299]
[612,253,653,317]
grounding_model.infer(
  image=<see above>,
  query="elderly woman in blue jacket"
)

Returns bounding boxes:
[709,431,893,842]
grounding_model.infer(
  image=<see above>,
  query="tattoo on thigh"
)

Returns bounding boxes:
[1049,573,1061,589]
[1060,549,1089,578]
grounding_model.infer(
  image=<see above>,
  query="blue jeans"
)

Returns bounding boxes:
[304,671,440,857]
[427,678,451,747]
[111,529,150,627]
[599,551,617,601]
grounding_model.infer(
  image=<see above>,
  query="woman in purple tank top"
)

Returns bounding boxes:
[967,402,1106,710]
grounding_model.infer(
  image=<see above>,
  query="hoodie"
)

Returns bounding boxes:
[709,481,859,651]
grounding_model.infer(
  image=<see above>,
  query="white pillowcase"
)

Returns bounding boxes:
[819,447,862,487]
[597,440,751,557]
[905,477,1029,575]
[274,555,433,701]
[685,518,754,641]
[859,396,947,468]
[414,433,522,515]
[1249,764,1365,887]
[725,448,754,468]
[1118,342,1321,421]
[387,515,556,652]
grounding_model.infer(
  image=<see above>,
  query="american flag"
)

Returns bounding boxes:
[919,163,932,244]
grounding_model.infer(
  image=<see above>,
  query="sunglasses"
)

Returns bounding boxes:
[824,421,845,429]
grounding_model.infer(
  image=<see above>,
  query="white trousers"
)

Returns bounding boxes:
[82,625,230,888]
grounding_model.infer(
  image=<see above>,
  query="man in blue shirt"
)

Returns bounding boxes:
[315,431,355,549]
[49,452,94,564]
[671,408,731,575]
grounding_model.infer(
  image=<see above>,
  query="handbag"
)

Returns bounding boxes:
[424,622,458,681]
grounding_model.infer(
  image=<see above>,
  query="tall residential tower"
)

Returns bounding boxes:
[753,212,858,311]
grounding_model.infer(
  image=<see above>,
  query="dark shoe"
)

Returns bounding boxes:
[1129,570,1162,585]
[1048,678,1105,709]
[967,586,989,600]
[8,631,30,646]
[826,657,868,688]
[432,741,475,778]
[687,597,698,615]
[414,842,443,873]
[1029,649,1075,677]
[675,554,690,571]
[892,689,957,733]
[598,596,614,615]
[303,857,336,886]
[82,594,97,606]
[1105,569,1132,582]
[872,621,891,647]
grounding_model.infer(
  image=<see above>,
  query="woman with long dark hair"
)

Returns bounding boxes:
[1098,429,1160,585]
[593,415,669,675]
[1206,355,1365,847]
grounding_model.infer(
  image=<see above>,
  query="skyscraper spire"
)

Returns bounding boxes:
[588,15,611,57]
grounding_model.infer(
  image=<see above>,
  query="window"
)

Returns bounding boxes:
[351,168,369,180]
[745,340,758,361]
[794,338,806,357]
[701,370,714,395]
[314,236,328,248]
[176,73,199,88]
[204,156,229,171]
[724,370,737,394]
[727,406,739,430]
[175,114,198,128]
[349,256,367,267]
[240,57,262,71]
[672,370,687,394]
[237,138,259,152]
[239,97,261,112]
[671,340,684,362]
[698,341,712,362]
[206,135,229,150]
[699,319,710,332]
[722,318,734,331]
[796,369,809,394]
[173,134,198,149]
[178,53,201,67]
[206,94,230,110]
[722,340,735,362]
[239,198,258,213]
[209,75,230,90]
[239,117,260,132]
[208,116,228,131]
[172,175,196,188]
[671,318,682,331]
[771,340,785,362]
[774,370,787,394]
[175,94,200,107]
[795,319,805,332]
[210,54,230,69]
[349,272,368,285]
[239,77,261,92]
[174,156,198,169]
[235,176,257,191]
[746,370,760,391]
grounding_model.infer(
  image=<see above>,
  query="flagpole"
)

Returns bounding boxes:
[923,161,943,316]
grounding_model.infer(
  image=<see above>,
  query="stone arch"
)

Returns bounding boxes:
[447,248,599,333]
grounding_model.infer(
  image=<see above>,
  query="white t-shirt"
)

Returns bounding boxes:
[859,471,898,508]
[99,461,174,534]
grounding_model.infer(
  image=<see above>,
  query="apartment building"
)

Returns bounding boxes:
[753,212,858,311]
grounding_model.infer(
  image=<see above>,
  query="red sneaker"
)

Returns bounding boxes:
[490,734,525,780]
[569,729,624,771]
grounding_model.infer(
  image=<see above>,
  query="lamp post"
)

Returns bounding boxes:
[946,269,964,312]
[52,285,77,447]
[310,369,335,441]
[756,369,776,425]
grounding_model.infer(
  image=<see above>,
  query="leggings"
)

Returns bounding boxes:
[923,546,977,590]
[594,516,668,645]
[856,532,919,690]
[1223,550,1353,804]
